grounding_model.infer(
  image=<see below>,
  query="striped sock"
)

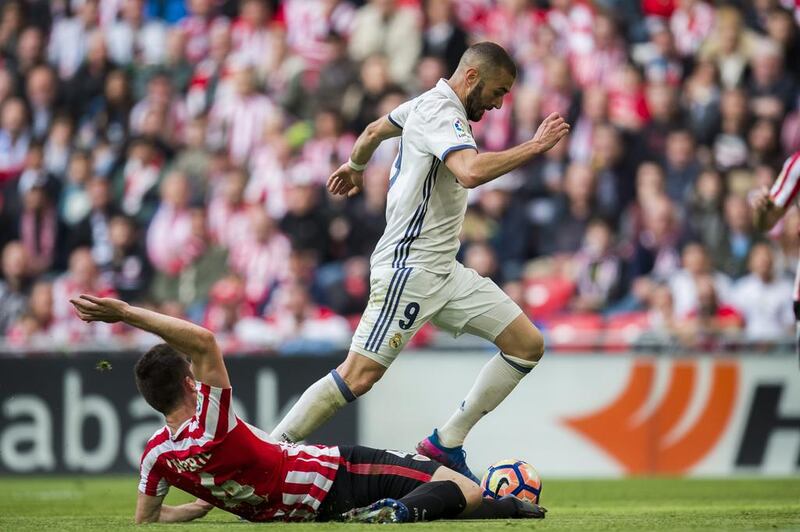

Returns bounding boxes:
[270,370,356,443]
[437,352,536,449]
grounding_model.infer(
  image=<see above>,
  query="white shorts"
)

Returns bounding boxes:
[350,262,523,367]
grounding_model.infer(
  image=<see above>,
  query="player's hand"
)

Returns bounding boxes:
[750,186,773,212]
[69,294,129,323]
[327,162,364,198]
[532,112,570,154]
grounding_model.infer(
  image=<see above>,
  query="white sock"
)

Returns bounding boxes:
[437,353,537,449]
[270,370,356,443]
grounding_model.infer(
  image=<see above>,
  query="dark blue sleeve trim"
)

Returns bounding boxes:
[387,114,402,129]
[440,143,477,161]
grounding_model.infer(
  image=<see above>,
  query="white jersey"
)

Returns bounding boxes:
[370,79,478,276]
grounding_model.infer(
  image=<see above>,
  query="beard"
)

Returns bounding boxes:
[464,80,486,121]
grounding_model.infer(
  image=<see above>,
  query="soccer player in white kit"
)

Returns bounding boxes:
[752,149,800,367]
[271,42,571,481]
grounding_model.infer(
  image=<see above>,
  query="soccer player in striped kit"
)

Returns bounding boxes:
[752,149,800,367]
[69,295,545,523]
[271,42,570,481]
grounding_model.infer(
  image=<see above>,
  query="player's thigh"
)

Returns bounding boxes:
[342,446,442,504]
[350,267,446,368]
[431,263,524,345]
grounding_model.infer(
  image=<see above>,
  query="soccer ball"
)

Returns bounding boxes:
[480,459,542,504]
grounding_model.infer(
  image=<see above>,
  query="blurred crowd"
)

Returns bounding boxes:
[0,0,799,353]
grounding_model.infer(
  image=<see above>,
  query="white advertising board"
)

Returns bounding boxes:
[359,352,800,477]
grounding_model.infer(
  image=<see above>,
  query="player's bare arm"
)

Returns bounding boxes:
[328,114,402,197]
[445,112,570,189]
[69,295,230,388]
[135,493,213,524]
[752,185,787,232]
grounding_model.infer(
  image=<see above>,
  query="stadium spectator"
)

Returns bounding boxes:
[151,205,228,321]
[730,242,794,341]
[279,171,332,262]
[58,150,93,227]
[0,97,31,182]
[48,0,100,79]
[349,0,420,86]
[24,64,59,138]
[51,247,117,342]
[105,214,151,303]
[663,128,702,203]
[421,0,469,77]
[65,30,116,122]
[230,206,290,313]
[6,279,55,347]
[568,218,624,312]
[146,170,197,276]
[66,176,121,269]
[207,166,251,249]
[113,137,163,222]
[208,63,277,164]
[669,241,732,318]
[679,274,744,345]
[105,0,168,67]
[685,168,726,251]
[235,279,351,352]
[0,241,31,335]
[713,194,762,278]
[540,162,604,255]
[629,195,683,280]
[11,170,63,275]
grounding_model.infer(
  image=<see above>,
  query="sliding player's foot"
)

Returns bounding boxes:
[505,496,548,519]
[416,429,480,484]
[341,498,410,523]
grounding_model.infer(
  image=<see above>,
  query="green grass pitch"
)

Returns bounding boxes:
[0,477,798,530]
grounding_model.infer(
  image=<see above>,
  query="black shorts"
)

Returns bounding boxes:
[315,445,442,521]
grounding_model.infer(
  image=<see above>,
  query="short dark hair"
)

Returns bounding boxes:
[462,42,517,78]
[134,343,192,415]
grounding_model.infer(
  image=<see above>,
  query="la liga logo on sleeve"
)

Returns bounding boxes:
[453,118,470,141]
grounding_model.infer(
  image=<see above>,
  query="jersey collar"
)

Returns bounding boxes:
[168,418,193,440]
[436,78,468,116]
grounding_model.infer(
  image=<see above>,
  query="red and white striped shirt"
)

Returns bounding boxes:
[769,151,800,209]
[768,150,800,300]
[139,383,340,522]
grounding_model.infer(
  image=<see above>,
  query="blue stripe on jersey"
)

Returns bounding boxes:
[370,267,413,352]
[401,166,437,268]
[388,139,403,189]
[440,143,477,162]
[365,268,403,351]
[387,113,402,129]
[392,158,440,268]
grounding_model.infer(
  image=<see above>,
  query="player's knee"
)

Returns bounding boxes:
[506,328,545,363]
[336,365,384,397]
[461,479,483,510]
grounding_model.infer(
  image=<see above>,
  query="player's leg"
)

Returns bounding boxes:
[794,301,800,369]
[270,352,384,442]
[271,267,443,442]
[436,313,542,447]
[418,264,540,480]
[336,447,480,523]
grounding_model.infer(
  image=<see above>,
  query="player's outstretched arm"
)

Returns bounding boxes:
[135,493,213,524]
[70,295,230,388]
[752,185,787,232]
[445,112,570,189]
[328,115,402,197]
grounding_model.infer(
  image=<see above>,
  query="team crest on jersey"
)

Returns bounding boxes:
[389,332,403,349]
[453,118,470,141]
